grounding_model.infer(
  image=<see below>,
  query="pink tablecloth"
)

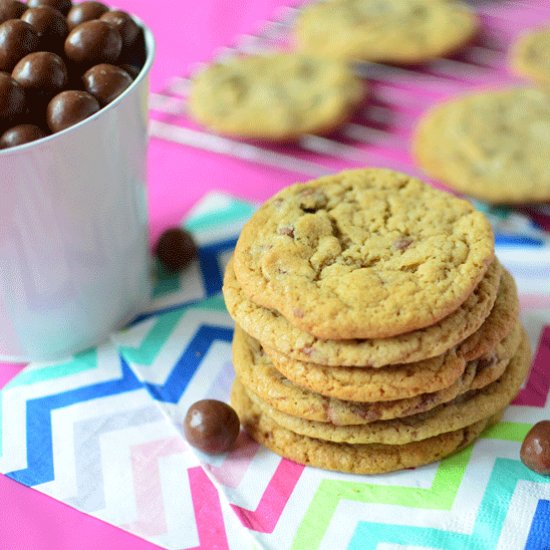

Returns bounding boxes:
[0,1,293,548]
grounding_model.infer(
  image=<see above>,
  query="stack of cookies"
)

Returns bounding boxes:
[223,168,531,474]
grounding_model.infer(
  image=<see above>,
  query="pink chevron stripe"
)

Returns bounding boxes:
[513,326,550,407]
[187,467,229,550]
[204,431,260,488]
[230,458,304,534]
[123,437,187,537]
[519,295,550,310]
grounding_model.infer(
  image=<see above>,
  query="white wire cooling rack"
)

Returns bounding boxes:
[148,0,550,189]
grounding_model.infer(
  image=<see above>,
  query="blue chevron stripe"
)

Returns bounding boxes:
[140,325,233,404]
[6,357,142,486]
[198,237,237,296]
[526,499,550,550]
[348,460,550,550]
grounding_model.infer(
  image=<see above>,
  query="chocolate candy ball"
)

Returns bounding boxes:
[0,71,25,121]
[83,63,132,106]
[184,400,240,454]
[100,10,139,49]
[0,20,40,72]
[65,20,122,67]
[67,1,108,30]
[46,89,99,132]
[12,52,68,96]
[521,421,550,475]
[119,63,139,79]
[27,0,72,16]
[155,227,198,273]
[0,1,26,23]
[21,6,69,53]
[0,123,47,148]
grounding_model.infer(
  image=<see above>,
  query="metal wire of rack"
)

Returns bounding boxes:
[148,0,550,188]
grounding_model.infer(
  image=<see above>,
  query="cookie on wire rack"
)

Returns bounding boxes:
[510,25,550,88]
[413,87,550,204]
[294,0,478,65]
[187,53,365,141]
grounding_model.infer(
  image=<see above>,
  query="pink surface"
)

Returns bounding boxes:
[0,1,291,549]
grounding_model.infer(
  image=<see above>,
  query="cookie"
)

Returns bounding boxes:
[294,0,478,65]
[510,26,550,88]
[187,53,365,141]
[233,169,495,340]
[266,343,467,403]
[263,308,519,403]
[245,330,530,445]
[225,259,501,367]
[232,379,501,474]
[233,323,520,426]
[413,87,550,204]
[457,269,519,361]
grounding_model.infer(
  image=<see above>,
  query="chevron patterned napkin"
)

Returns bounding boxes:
[1,192,550,550]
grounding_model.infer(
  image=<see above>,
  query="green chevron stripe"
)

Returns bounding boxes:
[292,422,532,550]
[185,200,254,233]
[5,349,98,389]
[119,295,227,366]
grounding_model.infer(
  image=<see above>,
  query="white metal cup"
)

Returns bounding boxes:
[0,26,155,362]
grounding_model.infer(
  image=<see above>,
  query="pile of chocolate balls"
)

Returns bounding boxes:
[0,0,146,149]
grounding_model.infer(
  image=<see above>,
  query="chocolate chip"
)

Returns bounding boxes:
[520,421,550,475]
[0,123,46,148]
[65,20,122,67]
[12,52,68,97]
[100,9,139,49]
[46,89,100,132]
[277,225,294,237]
[83,63,132,106]
[394,237,413,250]
[67,1,108,30]
[183,400,240,454]
[27,0,72,16]
[0,20,40,72]
[0,71,26,121]
[0,0,26,23]
[21,6,69,53]
[155,227,197,273]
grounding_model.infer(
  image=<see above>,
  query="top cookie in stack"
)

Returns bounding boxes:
[224,168,530,474]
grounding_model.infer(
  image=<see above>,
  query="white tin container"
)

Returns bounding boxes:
[0,25,155,362]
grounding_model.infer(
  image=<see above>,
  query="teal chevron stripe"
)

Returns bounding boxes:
[5,349,98,389]
[185,199,254,233]
[349,459,550,550]
[119,294,227,366]
[152,260,181,298]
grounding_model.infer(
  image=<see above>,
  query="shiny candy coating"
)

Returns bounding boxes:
[46,89,99,132]
[521,420,550,475]
[67,1,108,30]
[22,6,69,53]
[155,227,198,273]
[0,20,39,72]
[27,0,72,16]
[100,10,139,49]
[12,51,68,95]
[0,123,46,147]
[83,63,132,105]
[0,71,25,120]
[65,19,122,66]
[184,400,240,454]
[0,1,26,23]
